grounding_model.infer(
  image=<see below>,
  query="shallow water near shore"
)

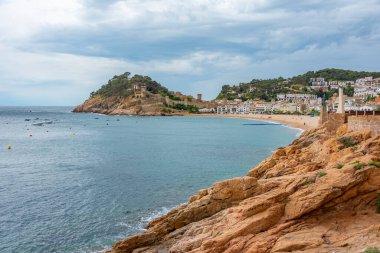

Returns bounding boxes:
[0,107,299,253]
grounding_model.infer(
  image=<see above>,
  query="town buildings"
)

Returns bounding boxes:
[196,76,380,115]
[214,96,321,115]
[211,76,380,115]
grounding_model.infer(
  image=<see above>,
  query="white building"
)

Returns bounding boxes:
[199,108,215,113]
[277,93,317,101]
[277,94,286,100]
[354,86,380,98]
[356,77,374,86]
[310,78,326,86]
[254,103,268,113]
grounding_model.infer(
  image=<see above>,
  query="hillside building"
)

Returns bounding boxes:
[134,83,147,98]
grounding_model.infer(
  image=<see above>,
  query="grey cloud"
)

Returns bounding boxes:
[0,0,380,104]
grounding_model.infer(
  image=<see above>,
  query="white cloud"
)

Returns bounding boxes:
[0,44,129,104]
[0,0,85,43]
[0,43,252,104]
[0,0,380,104]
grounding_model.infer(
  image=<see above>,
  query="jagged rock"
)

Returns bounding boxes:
[73,95,171,116]
[107,122,380,253]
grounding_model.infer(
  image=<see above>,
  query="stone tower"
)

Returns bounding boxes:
[197,94,202,101]
[319,93,328,125]
[165,95,171,106]
[337,87,344,114]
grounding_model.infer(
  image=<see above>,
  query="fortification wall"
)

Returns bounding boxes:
[324,114,347,132]
[165,98,216,109]
[348,116,380,137]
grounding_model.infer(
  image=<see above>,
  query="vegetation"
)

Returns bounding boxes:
[270,110,307,115]
[302,178,312,186]
[344,85,355,97]
[91,72,131,97]
[364,247,380,253]
[336,164,344,169]
[318,171,327,178]
[170,96,182,101]
[162,108,173,114]
[291,68,380,84]
[339,137,357,148]
[215,68,380,101]
[353,161,364,170]
[368,161,380,168]
[172,104,199,114]
[216,78,292,102]
[91,72,173,98]
[309,109,320,116]
[376,197,380,214]
[366,95,375,102]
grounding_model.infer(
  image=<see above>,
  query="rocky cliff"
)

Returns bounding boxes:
[73,93,171,116]
[107,120,380,253]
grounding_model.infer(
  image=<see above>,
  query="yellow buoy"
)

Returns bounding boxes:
[8,144,12,150]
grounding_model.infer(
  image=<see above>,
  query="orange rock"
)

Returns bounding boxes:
[107,122,380,253]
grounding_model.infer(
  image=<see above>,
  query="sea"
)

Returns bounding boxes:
[0,106,300,253]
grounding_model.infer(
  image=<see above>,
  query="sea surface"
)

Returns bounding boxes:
[0,107,300,253]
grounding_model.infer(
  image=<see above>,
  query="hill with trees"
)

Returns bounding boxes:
[73,72,205,115]
[216,68,380,101]
[91,72,172,98]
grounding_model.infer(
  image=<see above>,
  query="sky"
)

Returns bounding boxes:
[0,0,380,105]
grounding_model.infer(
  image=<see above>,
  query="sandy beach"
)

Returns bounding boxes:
[197,114,320,131]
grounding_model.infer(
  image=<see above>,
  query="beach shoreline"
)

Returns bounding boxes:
[195,113,319,131]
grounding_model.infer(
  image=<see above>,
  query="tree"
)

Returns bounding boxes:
[366,95,375,102]
[93,72,173,98]
[344,85,354,97]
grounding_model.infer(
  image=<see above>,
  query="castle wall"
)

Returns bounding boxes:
[319,106,328,125]
[324,114,347,132]
[168,99,215,109]
[348,115,380,137]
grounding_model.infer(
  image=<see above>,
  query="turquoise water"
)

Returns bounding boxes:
[0,107,299,253]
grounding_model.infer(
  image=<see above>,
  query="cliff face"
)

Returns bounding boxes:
[73,94,173,116]
[108,121,380,253]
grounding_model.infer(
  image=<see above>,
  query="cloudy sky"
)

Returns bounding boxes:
[1,0,380,105]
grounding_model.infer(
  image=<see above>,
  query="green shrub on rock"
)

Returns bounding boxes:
[354,161,364,170]
[339,136,357,148]
[376,197,380,214]
[302,178,312,186]
[363,247,380,253]
[368,161,380,168]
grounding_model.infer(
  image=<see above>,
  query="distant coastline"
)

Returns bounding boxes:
[195,113,319,131]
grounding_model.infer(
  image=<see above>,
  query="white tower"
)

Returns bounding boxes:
[336,86,345,114]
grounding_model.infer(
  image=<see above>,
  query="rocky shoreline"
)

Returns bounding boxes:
[106,119,380,253]
[72,94,175,116]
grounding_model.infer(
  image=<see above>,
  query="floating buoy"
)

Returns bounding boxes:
[8,144,12,150]
[72,132,76,136]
